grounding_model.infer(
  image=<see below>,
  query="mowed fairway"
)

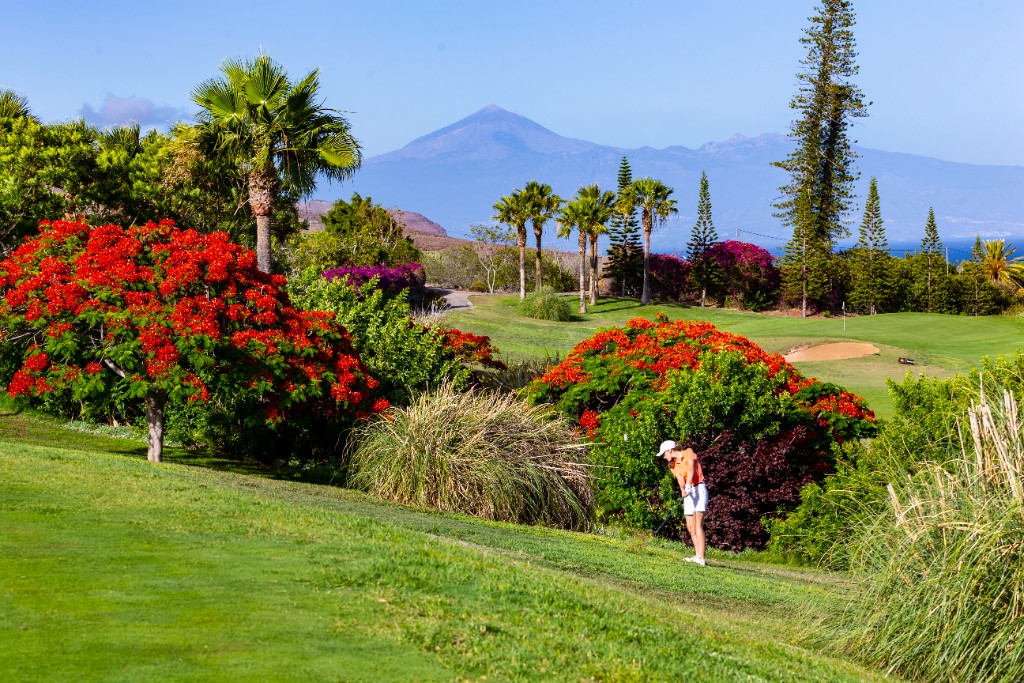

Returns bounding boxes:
[449,295,1024,419]
[0,407,889,682]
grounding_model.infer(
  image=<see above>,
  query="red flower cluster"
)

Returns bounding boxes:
[0,219,387,423]
[436,328,507,370]
[529,315,874,437]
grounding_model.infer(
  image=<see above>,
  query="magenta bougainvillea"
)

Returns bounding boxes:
[704,240,780,308]
[323,263,425,296]
[527,315,875,550]
[0,219,387,462]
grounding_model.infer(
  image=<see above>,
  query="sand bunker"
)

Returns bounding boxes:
[784,342,880,362]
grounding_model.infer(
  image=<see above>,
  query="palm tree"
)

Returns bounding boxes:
[579,185,616,306]
[621,177,677,304]
[559,185,616,313]
[0,89,32,121]
[192,54,361,273]
[557,198,590,314]
[493,188,533,300]
[523,181,562,292]
[982,239,1024,288]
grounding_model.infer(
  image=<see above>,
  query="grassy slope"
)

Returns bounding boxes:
[0,405,888,682]
[450,295,1024,419]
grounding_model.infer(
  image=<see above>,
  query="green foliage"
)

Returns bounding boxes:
[288,267,469,405]
[769,353,1024,567]
[773,0,866,245]
[686,171,723,304]
[827,385,1024,682]
[289,193,420,273]
[848,178,893,314]
[605,156,643,297]
[528,317,876,549]
[346,383,593,530]
[517,288,572,322]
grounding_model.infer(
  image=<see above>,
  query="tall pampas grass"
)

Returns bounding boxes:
[834,387,1024,682]
[346,383,593,530]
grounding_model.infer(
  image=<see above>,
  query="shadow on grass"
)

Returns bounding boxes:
[0,405,341,487]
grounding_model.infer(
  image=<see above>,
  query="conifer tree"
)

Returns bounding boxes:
[686,171,722,306]
[779,190,831,316]
[773,0,867,249]
[919,207,944,311]
[849,177,891,314]
[606,156,642,296]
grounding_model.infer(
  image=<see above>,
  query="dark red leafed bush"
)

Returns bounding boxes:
[526,316,875,550]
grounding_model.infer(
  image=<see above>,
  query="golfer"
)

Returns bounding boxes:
[657,440,707,566]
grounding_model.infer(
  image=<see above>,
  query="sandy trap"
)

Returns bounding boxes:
[784,342,880,362]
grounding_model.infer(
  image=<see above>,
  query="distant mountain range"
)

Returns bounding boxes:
[324,105,1024,254]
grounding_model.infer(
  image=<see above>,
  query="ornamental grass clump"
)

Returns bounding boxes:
[517,287,572,321]
[346,383,593,530]
[833,388,1024,683]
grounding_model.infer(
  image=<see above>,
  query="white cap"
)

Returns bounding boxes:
[656,440,677,458]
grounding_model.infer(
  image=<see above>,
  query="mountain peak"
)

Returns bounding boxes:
[371,105,597,162]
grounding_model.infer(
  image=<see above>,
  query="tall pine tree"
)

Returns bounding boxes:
[773,0,867,248]
[606,156,643,296]
[919,207,944,311]
[686,171,721,306]
[849,177,890,314]
[779,190,831,316]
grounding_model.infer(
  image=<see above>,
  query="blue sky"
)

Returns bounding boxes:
[2,1,1022,166]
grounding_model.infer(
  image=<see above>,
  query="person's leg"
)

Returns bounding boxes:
[692,511,706,559]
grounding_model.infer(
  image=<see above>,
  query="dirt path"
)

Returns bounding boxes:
[784,342,880,362]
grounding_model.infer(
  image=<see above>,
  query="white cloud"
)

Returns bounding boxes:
[80,94,189,129]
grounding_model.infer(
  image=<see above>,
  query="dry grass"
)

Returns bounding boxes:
[834,388,1024,682]
[345,383,594,530]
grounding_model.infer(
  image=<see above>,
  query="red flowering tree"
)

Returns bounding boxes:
[0,219,385,462]
[527,315,875,550]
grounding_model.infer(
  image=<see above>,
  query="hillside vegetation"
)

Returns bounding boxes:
[0,404,887,682]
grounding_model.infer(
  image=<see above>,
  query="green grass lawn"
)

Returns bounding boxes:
[0,404,888,682]
[450,295,1024,419]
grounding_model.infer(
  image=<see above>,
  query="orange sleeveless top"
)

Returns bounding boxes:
[671,449,704,486]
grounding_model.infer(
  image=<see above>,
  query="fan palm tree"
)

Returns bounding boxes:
[981,239,1024,289]
[559,185,616,313]
[558,197,590,314]
[192,54,361,273]
[579,185,616,305]
[522,180,562,291]
[0,89,32,121]
[493,188,533,300]
[621,178,677,304]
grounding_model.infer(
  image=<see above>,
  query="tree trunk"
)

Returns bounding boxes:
[518,227,527,301]
[248,168,277,274]
[641,214,652,305]
[534,226,544,292]
[589,234,599,306]
[578,233,587,314]
[145,389,168,463]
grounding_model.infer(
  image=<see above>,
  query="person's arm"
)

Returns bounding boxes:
[683,452,695,494]
[669,457,688,496]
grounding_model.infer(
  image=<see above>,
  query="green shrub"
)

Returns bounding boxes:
[527,317,876,550]
[828,387,1024,683]
[288,267,474,405]
[517,288,572,321]
[346,383,593,530]
[769,352,1024,566]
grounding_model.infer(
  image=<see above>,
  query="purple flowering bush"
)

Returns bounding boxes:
[649,254,691,300]
[705,240,780,310]
[323,263,428,302]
